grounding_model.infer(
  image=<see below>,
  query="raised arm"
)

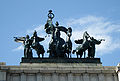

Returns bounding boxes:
[14,37,26,44]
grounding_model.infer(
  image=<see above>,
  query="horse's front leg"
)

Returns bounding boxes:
[84,51,86,58]
[70,53,71,58]
[68,53,69,58]
[42,53,44,58]
[38,54,40,58]
[77,54,78,58]
[80,50,83,58]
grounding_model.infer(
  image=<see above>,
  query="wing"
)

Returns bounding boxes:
[38,37,45,42]
[75,39,83,44]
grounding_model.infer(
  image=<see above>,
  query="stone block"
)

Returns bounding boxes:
[26,74,36,81]
[0,71,6,81]
[89,74,99,81]
[86,70,101,73]
[20,73,26,81]
[105,74,114,81]
[36,73,42,81]
[59,73,67,81]
[43,74,52,81]
[101,70,115,73]
[52,73,58,81]
[83,73,89,81]
[68,73,73,81]
[12,74,20,81]
[40,70,55,73]
[113,74,118,81]
[71,70,86,73]
[98,73,105,81]
[56,70,70,73]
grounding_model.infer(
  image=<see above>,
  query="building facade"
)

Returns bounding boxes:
[0,62,120,81]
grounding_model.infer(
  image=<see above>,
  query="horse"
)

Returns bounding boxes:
[47,28,67,58]
[31,31,45,58]
[73,31,104,58]
[72,31,90,58]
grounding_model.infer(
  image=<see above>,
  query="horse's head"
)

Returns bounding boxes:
[83,31,90,40]
[67,27,72,37]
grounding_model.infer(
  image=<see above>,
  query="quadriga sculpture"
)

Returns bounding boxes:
[44,10,72,58]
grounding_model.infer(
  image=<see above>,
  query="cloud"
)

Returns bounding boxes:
[13,45,24,51]
[26,25,46,37]
[118,29,120,32]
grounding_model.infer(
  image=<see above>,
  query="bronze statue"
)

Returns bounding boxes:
[14,31,45,58]
[73,31,105,58]
[65,27,72,58]
[45,10,72,58]
[31,30,45,58]
[14,35,33,58]
[88,37,105,58]
[73,31,90,58]
[14,10,105,61]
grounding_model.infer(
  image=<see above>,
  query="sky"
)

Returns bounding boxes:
[0,0,120,66]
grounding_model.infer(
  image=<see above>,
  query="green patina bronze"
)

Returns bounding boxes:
[14,31,45,58]
[73,31,105,58]
[44,10,72,58]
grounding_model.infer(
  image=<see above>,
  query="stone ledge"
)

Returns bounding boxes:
[0,65,117,74]
[20,63,102,67]
[5,69,116,74]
